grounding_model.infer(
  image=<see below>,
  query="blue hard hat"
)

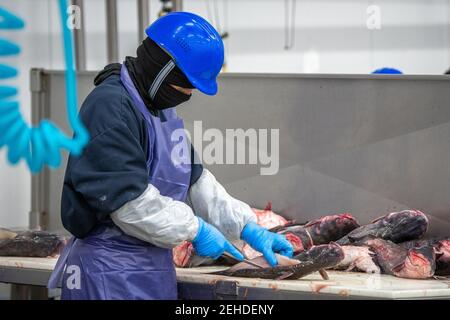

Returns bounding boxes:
[372,67,403,74]
[146,12,224,96]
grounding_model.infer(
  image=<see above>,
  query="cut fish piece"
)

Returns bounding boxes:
[334,245,380,274]
[212,244,344,280]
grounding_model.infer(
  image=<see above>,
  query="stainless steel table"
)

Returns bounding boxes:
[1,257,450,300]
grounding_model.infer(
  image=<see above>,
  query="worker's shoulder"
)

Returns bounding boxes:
[81,74,133,115]
[79,75,143,137]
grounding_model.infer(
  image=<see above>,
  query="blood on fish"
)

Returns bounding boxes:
[269,224,313,254]
[400,238,450,276]
[436,240,450,276]
[173,241,194,267]
[394,249,435,279]
[285,233,304,253]
[251,202,289,230]
[365,238,435,279]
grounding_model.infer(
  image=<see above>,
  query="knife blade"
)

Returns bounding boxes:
[221,251,265,269]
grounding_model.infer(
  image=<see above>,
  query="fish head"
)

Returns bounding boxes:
[365,238,410,275]
[318,243,345,262]
[282,225,314,252]
[385,209,427,222]
[386,210,428,241]
[304,214,340,228]
[337,213,359,226]
[395,246,435,279]
[306,213,357,227]
[292,243,345,272]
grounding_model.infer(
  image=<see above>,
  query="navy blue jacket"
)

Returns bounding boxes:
[61,72,202,238]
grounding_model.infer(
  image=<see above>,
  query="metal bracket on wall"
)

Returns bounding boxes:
[29,68,50,230]
[284,0,297,50]
[137,0,150,43]
[71,0,86,71]
[213,280,238,300]
[106,0,119,63]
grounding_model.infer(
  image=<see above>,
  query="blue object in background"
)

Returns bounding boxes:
[372,67,403,74]
[0,1,89,174]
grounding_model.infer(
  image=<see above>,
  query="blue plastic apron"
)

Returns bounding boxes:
[48,65,191,300]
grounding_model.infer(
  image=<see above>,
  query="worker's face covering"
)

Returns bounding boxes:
[125,38,194,111]
[153,81,192,110]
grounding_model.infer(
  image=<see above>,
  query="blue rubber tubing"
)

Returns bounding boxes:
[0,0,89,174]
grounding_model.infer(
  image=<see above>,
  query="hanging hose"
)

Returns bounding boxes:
[0,0,89,174]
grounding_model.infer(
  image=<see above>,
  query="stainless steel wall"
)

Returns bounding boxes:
[31,70,450,236]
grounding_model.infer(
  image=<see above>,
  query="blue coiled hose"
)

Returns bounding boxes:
[0,0,89,174]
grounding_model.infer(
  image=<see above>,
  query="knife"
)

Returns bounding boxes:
[221,251,265,269]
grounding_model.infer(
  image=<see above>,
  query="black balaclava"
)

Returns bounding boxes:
[125,37,195,114]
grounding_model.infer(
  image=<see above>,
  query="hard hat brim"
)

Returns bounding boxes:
[190,76,218,96]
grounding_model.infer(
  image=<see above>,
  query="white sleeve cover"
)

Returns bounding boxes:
[188,169,257,241]
[110,184,199,249]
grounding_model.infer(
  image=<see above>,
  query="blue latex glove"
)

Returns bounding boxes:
[241,222,294,267]
[192,217,244,261]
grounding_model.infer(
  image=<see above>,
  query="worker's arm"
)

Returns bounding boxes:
[104,138,238,254]
[110,183,243,260]
[188,168,257,241]
[102,133,241,257]
[110,184,199,248]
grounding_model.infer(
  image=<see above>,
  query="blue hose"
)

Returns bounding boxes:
[0,0,89,174]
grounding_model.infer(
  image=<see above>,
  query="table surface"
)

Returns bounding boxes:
[0,257,449,299]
